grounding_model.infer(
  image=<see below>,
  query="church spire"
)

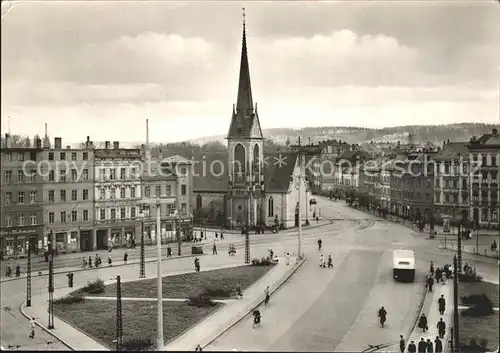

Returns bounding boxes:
[236,7,253,115]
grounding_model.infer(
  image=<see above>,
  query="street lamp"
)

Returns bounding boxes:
[155,198,163,350]
[138,207,146,278]
[294,171,303,260]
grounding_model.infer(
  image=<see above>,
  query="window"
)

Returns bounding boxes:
[83,189,88,200]
[100,209,106,220]
[462,179,467,189]
[72,210,77,222]
[426,193,430,201]
[445,194,450,203]
[18,192,24,204]
[110,169,116,180]
[100,188,105,199]
[49,190,54,202]
[30,191,36,203]
[60,152,66,160]
[49,212,55,224]
[145,186,150,197]
[120,188,126,199]
[18,214,24,226]
[462,192,468,202]
[5,192,12,205]
[120,168,126,179]
[268,197,274,217]
[416,179,421,187]
[120,207,126,219]
[100,169,106,181]
[196,194,202,210]
[26,171,34,183]
[130,187,136,198]
[4,216,12,227]
[49,170,55,181]
[60,170,66,182]
[72,190,77,201]
[435,192,440,203]
[131,207,136,218]
[6,153,12,161]
[110,187,116,199]
[453,180,458,188]
[83,209,88,221]
[60,190,66,202]
[111,208,116,220]
[445,164,450,174]
[166,184,172,196]
[453,194,458,203]
[492,155,497,167]
[181,203,186,214]
[48,152,54,161]
[60,211,66,223]
[5,171,12,183]
[482,156,487,167]
[156,185,161,197]
[71,169,77,181]
[416,192,421,200]
[71,152,77,161]
[30,212,37,225]
[17,170,24,183]
[83,169,89,181]
[492,171,498,180]
[18,153,25,161]
[180,167,187,176]
[181,185,186,195]
[83,152,88,161]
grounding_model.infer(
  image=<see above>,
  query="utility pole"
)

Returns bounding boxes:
[26,241,32,307]
[453,255,459,352]
[156,199,164,350]
[245,227,250,264]
[116,275,123,351]
[457,211,465,274]
[297,136,303,259]
[48,257,54,329]
[176,220,182,256]
[140,218,145,278]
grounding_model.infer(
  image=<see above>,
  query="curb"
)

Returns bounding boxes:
[202,257,307,349]
[436,245,499,260]
[19,301,75,351]
[403,284,431,352]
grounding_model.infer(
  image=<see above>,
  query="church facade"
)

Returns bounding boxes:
[192,19,309,229]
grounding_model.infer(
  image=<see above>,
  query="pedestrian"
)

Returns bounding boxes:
[437,318,446,339]
[320,254,325,268]
[408,340,417,353]
[426,339,433,353]
[88,256,92,268]
[82,257,87,268]
[285,252,290,265]
[215,232,218,241]
[438,294,446,315]
[6,263,12,277]
[441,271,446,285]
[427,275,434,292]
[418,313,428,332]
[430,261,434,275]
[220,232,224,240]
[327,255,333,268]
[195,344,202,351]
[264,286,270,306]
[434,337,443,353]
[212,242,217,255]
[15,263,21,277]
[235,282,242,299]
[95,254,99,268]
[108,254,112,266]
[29,317,35,339]
[123,250,128,264]
[399,335,405,353]
[418,338,427,353]
[435,267,441,282]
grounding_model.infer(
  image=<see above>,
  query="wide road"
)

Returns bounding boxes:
[206,199,499,352]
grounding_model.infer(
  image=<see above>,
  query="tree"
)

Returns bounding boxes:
[23,137,31,147]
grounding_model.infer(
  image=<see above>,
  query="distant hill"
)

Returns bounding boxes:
[189,123,498,146]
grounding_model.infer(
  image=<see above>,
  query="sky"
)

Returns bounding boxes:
[1,1,499,143]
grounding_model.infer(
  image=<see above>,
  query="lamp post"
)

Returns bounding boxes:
[26,241,32,307]
[453,254,459,352]
[155,198,164,350]
[295,172,303,259]
[139,207,146,279]
[116,275,123,351]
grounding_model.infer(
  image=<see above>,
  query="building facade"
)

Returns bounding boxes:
[40,137,95,253]
[0,135,44,259]
[94,142,142,250]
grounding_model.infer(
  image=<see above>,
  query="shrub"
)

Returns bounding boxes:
[191,246,204,255]
[251,257,274,266]
[459,273,483,283]
[461,294,494,316]
[79,278,106,295]
[122,338,154,351]
[54,294,84,305]
[199,285,233,299]
[186,295,217,308]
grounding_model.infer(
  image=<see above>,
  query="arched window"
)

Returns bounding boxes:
[196,194,202,211]
[253,144,260,171]
[268,197,274,217]
[233,144,246,174]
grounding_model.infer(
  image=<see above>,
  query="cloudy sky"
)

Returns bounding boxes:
[1,1,499,143]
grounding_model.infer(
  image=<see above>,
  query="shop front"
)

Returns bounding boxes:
[0,225,43,260]
[96,223,139,250]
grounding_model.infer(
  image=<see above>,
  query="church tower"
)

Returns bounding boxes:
[226,9,264,228]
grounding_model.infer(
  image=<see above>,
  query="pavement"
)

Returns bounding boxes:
[437,242,500,259]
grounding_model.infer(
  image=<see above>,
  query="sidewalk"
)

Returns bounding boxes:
[437,242,500,260]
[164,257,304,351]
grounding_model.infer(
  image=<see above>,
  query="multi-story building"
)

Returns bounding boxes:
[290,143,322,194]
[467,128,499,228]
[94,141,142,250]
[0,134,44,259]
[41,137,95,253]
[140,154,193,242]
[331,150,370,198]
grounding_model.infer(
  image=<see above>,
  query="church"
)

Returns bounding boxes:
[192,17,310,229]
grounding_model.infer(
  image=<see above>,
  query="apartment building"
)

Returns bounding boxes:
[331,150,370,198]
[0,135,44,259]
[94,142,142,250]
[467,128,499,228]
[140,155,193,242]
[41,137,95,253]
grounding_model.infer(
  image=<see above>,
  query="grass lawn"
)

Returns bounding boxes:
[460,311,499,351]
[94,265,272,299]
[459,281,499,307]
[54,300,222,349]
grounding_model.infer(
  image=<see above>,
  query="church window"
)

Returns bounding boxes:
[196,194,202,211]
[233,144,246,175]
[268,197,274,217]
[253,144,260,171]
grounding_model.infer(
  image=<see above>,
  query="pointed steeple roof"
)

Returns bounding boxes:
[236,19,253,115]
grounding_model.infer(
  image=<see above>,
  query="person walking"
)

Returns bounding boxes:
[438,295,446,315]
[327,255,333,268]
[427,275,434,292]
[320,254,325,268]
[220,232,224,240]
[95,253,100,268]
[264,286,270,306]
[213,242,217,255]
[434,337,443,353]
[88,255,93,268]
[29,317,36,339]
[108,254,112,266]
[418,313,428,332]
[430,261,434,275]
[15,263,21,277]
[123,250,128,264]
[6,263,12,277]
[418,338,427,353]
[437,318,446,339]
[215,232,218,241]
[399,335,405,353]
[426,339,433,353]
[235,282,242,299]
[408,341,417,353]
[441,271,446,285]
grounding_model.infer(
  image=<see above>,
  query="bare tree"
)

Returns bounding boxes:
[23,136,31,147]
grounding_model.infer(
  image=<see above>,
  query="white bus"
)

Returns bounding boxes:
[393,249,415,282]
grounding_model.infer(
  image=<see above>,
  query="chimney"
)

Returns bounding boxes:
[105,141,110,149]
[66,145,71,149]
[493,128,498,136]
[5,133,11,148]
[113,141,119,149]
[54,137,62,149]
[35,138,42,149]
[85,136,91,148]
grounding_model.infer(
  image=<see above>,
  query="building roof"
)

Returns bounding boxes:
[432,142,469,161]
[263,152,298,193]
[95,148,141,159]
[468,128,500,148]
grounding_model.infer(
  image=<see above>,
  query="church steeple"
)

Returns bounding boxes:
[236,8,253,115]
